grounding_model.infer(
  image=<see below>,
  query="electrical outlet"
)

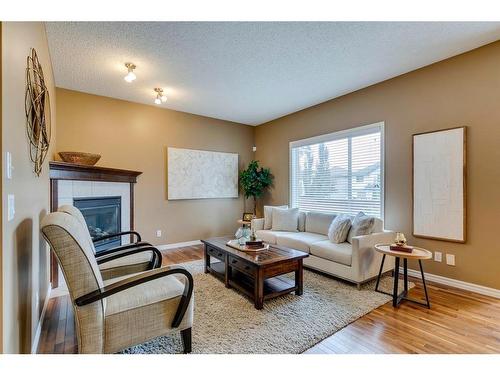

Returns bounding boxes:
[156,230,162,238]
[446,254,456,266]
[434,251,442,262]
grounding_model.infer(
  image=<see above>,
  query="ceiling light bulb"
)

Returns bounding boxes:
[154,96,161,105]
[124,63,136,83]
[124,71,136,83]
[161,94,167,102]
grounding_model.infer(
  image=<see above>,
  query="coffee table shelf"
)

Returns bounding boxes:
[228,270,296,300]
[207,261,225,280]
[202,237,308,309]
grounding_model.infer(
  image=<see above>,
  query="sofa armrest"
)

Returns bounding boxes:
[351,231,396,282]
[352,230,396,252]
[251,218,264,231]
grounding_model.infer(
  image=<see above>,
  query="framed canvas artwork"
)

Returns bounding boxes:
[167,147,239,200]
[412,127,466,243]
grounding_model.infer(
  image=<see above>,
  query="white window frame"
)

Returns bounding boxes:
[289,121,385,219]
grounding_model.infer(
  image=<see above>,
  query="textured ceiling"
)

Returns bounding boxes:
[46,22,500,125]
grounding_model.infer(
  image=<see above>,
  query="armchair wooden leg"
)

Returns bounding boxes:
[181,328,192,354]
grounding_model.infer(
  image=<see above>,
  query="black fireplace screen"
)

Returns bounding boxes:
[74,196,122,253]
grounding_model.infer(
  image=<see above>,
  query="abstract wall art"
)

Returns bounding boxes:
[167,147,239,200]
[412,127,466,242]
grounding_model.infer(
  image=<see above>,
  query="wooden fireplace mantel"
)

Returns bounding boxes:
[49,161,142,183]
[48,161,143,288]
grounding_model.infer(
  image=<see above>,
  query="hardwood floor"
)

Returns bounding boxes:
[37,245,500,354]
[306,280,500,354]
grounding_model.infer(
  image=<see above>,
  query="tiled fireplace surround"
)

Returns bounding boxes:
[57,180,131,243]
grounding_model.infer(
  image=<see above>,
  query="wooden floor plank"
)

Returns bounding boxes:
[38,245,500,354]
[63,293,77,354]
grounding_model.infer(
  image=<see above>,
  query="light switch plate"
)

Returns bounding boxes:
[446,254,456,266]
[434,251,442,262]
[7,194,15,221]
[6,152,13,179]
[156,230,162,238]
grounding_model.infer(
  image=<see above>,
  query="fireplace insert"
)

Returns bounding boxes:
[73,196,122,253]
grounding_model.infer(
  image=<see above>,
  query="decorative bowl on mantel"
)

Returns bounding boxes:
[58,151,101,166]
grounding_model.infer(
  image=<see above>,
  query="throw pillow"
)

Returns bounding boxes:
[347,212,375,243]
[328,214,352,243]
[264,205,288,230]
[271,207,299,232]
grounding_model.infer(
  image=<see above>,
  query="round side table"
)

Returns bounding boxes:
[374,244,432,308]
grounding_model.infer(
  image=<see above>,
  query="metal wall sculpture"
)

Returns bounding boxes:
[25,48,51,176]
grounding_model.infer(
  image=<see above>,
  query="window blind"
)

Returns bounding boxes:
[290,123,384,218]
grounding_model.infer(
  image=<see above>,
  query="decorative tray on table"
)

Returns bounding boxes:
[389,244,414,253]
[226,239,269,252]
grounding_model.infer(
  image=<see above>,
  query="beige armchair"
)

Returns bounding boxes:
[58,205,161,280]
[41,211,194,354]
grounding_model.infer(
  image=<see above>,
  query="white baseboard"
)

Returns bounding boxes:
[401,267,500,299]
[31,284,52,354]
[157,240,203,251]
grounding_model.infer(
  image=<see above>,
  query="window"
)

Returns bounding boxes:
[290,122,384,218]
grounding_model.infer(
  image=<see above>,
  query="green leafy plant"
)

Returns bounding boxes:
[239,160,273,214]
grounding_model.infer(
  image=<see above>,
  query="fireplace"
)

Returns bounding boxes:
[74,196,122,253]
[50,161,142,288]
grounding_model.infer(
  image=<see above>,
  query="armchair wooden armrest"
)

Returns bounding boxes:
[95,241,153,257]
[96,245,162,269]
[93,230,142,243]
[75,267,194,328]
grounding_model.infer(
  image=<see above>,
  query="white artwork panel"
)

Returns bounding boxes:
[413,127,465,242]
[168,147,238,200]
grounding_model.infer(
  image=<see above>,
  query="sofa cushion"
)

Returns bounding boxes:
[305,211,337,235]
[298,211,306,232]
[347,212,376,243]
[272,207,299,232]
[310,240,353,266]
[277,232,328,253]
[99,252,154,280]
[255,230,288,244]
[328,214,352,243]
[372,218,383,233]
[264,205,288,230]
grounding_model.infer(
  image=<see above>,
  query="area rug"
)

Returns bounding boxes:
[122,260,411,354]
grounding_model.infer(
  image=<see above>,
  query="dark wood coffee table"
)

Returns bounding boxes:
[201,236,309,310]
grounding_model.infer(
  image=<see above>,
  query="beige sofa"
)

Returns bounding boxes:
[252,211,395,288]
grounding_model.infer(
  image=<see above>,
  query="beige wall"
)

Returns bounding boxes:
[0,21,3,354]
[55,89,254,245]
[2,22,56,353]
[255,41,500,290]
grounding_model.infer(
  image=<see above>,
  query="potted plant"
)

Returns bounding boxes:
[239,160,273,215]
